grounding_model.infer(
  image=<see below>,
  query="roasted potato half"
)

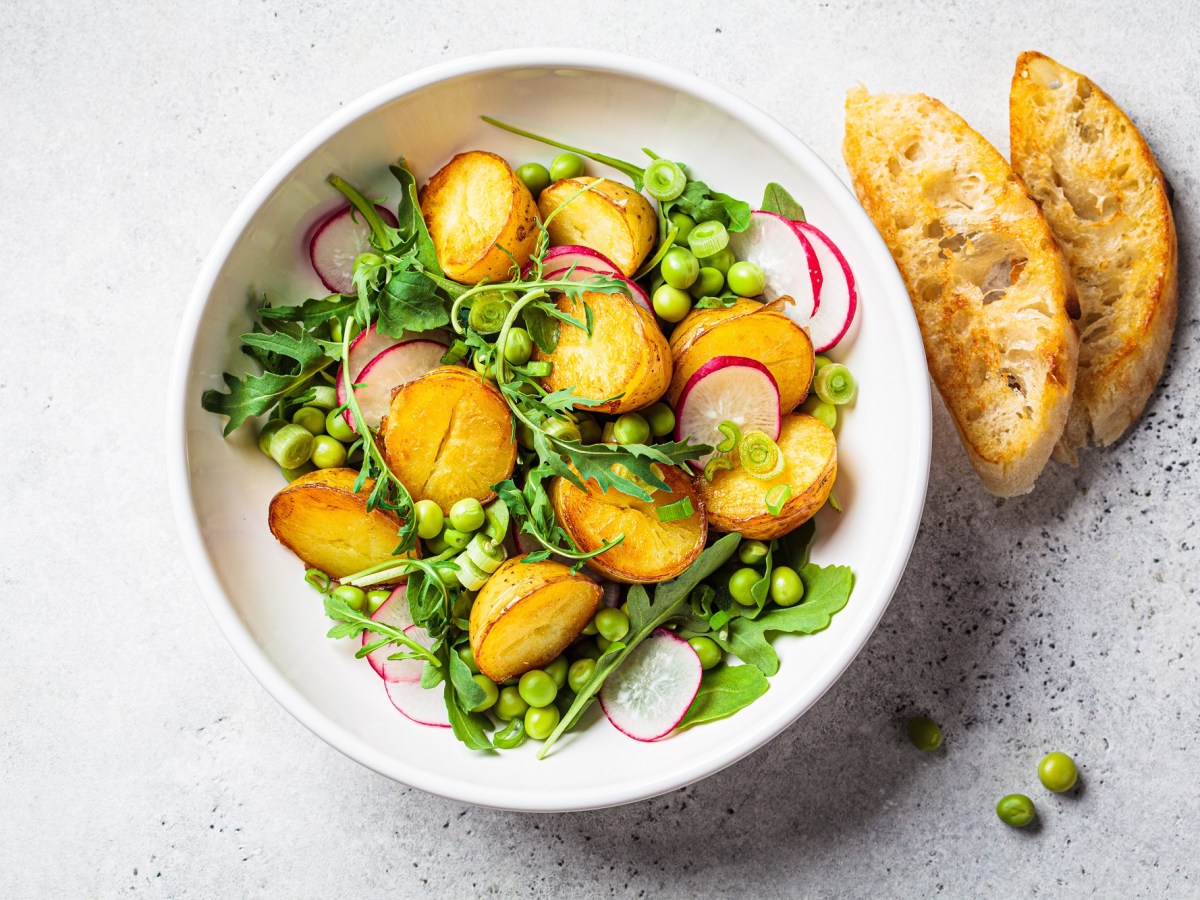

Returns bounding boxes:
[468,556,603,683]
[532,288,671,414]
[380,366,517,514]
[668,298,815,412]
[268,468,418,582]
[420,150,540,284]
[550,464,706,584]
[537,177,656,276]
[698,413,836,540]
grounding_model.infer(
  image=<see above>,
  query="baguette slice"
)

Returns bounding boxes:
[843,87,1080,496]
[1010,52,1178,463]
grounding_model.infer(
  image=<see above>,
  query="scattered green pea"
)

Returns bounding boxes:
[366,589,389,615]
[652,284,692,322]
[448,498,486,533]
[325,408,355,442]
[544,656,569,689]
[495,686,528,721]
[524,704,561,741]
[738,540,770,565]
[503,327,533,365]
[594,608,630,643]
[518,669,558,708]
[457,645,480,675]
[770,566,804,607]
[728,567,760,606]
[331,584,365,611]
[669,211,696,246]
[906,716,943,751]
[1038,752,1079,793]
[567,658,596,693]
[727,260,767,297]
[996,794,1036,828]
[515,162,551,196]
[612,413,651,446]
[291,406,327,436]
[660,246,700,290]
[644,402,676,437]
[310,434,347,469]
[414,499,444,540]
[689,266,725,299]
[698,246,735,275]
[549,152,585,181]
[688,636,722,670]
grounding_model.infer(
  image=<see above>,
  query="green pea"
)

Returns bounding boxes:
[503,327,533,365]
[567,658,596,693]
[544,656,569,689]
[457,645,480,675]
[449,498,486,533]
[442,528,472,550]
[698,246,735,275]
[495,686,529,721]
[549,152,586,181]
[424,532,450,555]
[516,162,551,196]
[1038,752,1079,793]
[366,589,389,615]
[325,408,356,442]
[493,716,527,749]
[581,617,599,636]
[469,674,499,712]
[595,635,613,652]
[727,261,767,297]
[644,403,676,437]
[413,499,444,541]
[996,794,1036,828]
[577,416,603,444]
[291,405,327,436]
[543,416,582,443]
[612,413,651,446]
[594,608,630,642]
[310,435,347,469]
[906,716,943,751]
[802,396,838,431]
[332,583,365,611]
[524,704,561,741]
[688,636,722,670]
[281,463,315,482]
[518,669,558,708]
[770,566,804,607]
[669,211,696,246]
[660,246,700,290]
[689,266,725,299]
[652,284,692,323]
[814,355,834,370]
[728,567,760,606]
[738,540,770,565]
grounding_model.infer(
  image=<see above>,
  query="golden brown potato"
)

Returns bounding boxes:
[380,366,516,514]
[668,298,815,412]
[698,413,836,540]
[267,468,419,582]
[468,556,602,683]
[537,177,656,276]
[532,288,671,414]
[420,150,539,284]
[550,463,706,584]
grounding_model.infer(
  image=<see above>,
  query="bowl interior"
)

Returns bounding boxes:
[173,53,930,811]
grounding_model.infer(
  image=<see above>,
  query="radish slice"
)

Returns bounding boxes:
[309,204,398,294]
[727,210,821,316]
[599,628,702,741]
[791,222,859,352]
[344,339,447,431]
[362,585,413,679]
[383,625,450,728]
[335,324,397,427]
[543,265,653,314]
[523,245,622,279]
[673,356,782,468]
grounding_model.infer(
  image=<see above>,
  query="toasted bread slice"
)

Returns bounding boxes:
[843,88,1080,496]
[1010,52,1178,463]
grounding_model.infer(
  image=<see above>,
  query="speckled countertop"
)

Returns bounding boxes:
[2,1,1196,896]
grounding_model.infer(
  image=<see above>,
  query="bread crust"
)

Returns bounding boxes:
[1010,51,1178,462]
[843,87,1079,496]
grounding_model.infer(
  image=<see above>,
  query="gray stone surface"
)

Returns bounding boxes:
[2,0,1196,896]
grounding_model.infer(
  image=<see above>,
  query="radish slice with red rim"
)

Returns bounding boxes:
[337,338,448,431]
[791,222,858,352]
[543,265,653,314]
[727,210,821,316]
[309,204,398,294]
[673,356,781,469]
[599,628,702,741]
[523,245,622,279]
[383,625,450,727]
[334,324,395,425]
[362,585,413,679]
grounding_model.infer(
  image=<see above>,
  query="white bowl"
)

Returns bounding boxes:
[168,49,930,811]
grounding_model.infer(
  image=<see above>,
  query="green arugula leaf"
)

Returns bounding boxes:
[389,160,444,274]
[760,182,807,222]
[532,430,709,502]
[448,641,488,710]
[775,519,816,571]
[201,362,332,435]
[376,270,450,337]
[677,665,770,730]
[260,294,358,330]
[240,329,327,369]
[523,304,559,353]
[693,294,740,310]
[444,680,494,751]
[668,179,752,232]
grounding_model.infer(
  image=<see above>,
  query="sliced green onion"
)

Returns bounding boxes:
[764,483,792,515]
[656,497,695,523]
[468,291,514,334]
[813,363,856,406]
[306,385,338,411]
[827,490,843,513]
[464,533,506,574]
[716,420,741,453]
[739,430,784,480]
[687,220,730,258]
[813,355,834,370]
[643,158,686,202]
[266,423,314,470]
[304,568,331,593]
[703,455,733,481]
[441,340,470,365]
[455,554,490,590]
[493,716,527,749]
[519,360,552,378]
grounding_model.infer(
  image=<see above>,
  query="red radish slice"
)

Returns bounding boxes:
[310,204,398,294]
[522,245,622,279]
[727,210,821,316]
[791,222,859,352]
[335,324,396,426]
[383,625,450,728]
[673,356,782,468]
[543,265,653,314]
[599,628,702,741]
[337,339,447,431]
[362,585,413,679]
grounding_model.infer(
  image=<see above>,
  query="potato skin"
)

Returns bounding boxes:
[698,413,837,540]
[420,150,539,284]
[468,556,602,683]
[532,289,671,414]
[267,468,418,582]
[380,366,517,514]
[669,298,815,412]
[550,464,706,584]
[537,177,656,276]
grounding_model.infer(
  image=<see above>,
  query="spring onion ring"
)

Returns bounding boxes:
[716,420,741,453]
[739,430,784,480]
[764,483,792,515]
[656,497,695,523]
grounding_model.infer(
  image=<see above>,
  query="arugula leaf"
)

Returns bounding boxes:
[260,294,357,330]
[389,159,444,274]
[444,680,494,750]
[240,329,327,369]
[448,641,487,710]
[677,665,770,730]
[532,430,709,502]
[201,362,332,435]
[775,519,816,571]
[760,182,807,222]
[523,304,559,353]
[693,294,740,310]
[376,270,449,337]
[668,179,752,232]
